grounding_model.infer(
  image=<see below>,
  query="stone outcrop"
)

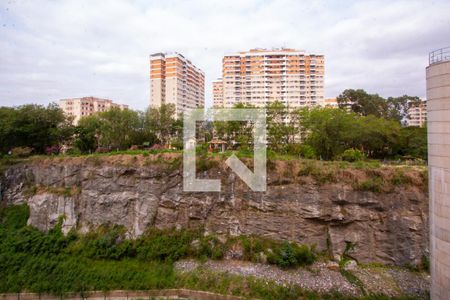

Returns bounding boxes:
[0,155,429,266]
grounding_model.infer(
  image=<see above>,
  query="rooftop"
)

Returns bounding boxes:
[429,47,450,65]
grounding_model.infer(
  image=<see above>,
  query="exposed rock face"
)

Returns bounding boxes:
[0,156,429,266]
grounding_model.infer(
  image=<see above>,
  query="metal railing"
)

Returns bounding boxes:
[429,47,450,65]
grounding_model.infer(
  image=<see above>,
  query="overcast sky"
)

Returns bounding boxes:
[0,0,449,110]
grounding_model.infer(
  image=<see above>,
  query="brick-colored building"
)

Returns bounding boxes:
[59,96,128,125]
[212,78,224,107]
[219,48,324,108]
[323,97,338,108]
[407,100,427,127]
[150,52,205,115]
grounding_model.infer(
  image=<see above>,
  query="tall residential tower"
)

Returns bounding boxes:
[212,78,224,107]
[219,48,324,108]
[150,52,205,115]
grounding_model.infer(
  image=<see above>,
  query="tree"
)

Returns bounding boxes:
[74,115,102,153]
[336,89,424,126]
[266,101,298,151]
[212,103,255,149]
[396,126,427,160]
[98,108,143,150]
[0,103,73,154]
[337,89,389,118]
[386,95,422,125]
[299,107,360,160]
[145,104,177,146]
[298,107,402,160]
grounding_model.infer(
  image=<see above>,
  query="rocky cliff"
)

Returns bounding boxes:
[0,154,429,266]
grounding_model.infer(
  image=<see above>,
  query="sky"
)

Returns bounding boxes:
[0,0,449,110]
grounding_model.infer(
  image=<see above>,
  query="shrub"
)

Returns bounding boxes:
[0,204,29,230]
[194,236,225,260]
[267,241,315,268]
[66,147,82,156]
[66,225,133,260]
[355,177,384,193]
[340,148,365,162]
[10,147,33,158]
[135,228,197,262]
[299,145,317,159]
[197,155,219,172]
[45,145,60,155]
[391,169,413,186]
[298,161,337,184]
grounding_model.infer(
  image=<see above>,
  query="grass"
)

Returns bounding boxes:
[354,178,385,193]
[0,205,424,299]
[0,205,315,292]
[23,185,81,198]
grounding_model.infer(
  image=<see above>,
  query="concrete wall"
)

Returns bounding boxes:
[427,60,450,299]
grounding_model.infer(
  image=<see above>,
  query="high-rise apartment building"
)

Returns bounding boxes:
[59,96,128,125]
[212,78,224,107]
[220,48,324,108]
[407,100,427,127]
[150,52,205,115]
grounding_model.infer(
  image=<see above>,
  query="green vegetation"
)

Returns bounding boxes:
[0,104,73,155]
[0,205,316,295]
[266,241,316,268]
[354,178,385,193]
[336,89,421,124]
[341,148,366,162]
[0,90,427,164]
[74,104,182,153]
[0,205,425,299]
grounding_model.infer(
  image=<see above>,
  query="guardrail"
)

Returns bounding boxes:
[429,47,450,65]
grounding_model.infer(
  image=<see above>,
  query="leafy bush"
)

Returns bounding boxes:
[135,228,198,262]
[10,147,33,158]
[267,241,315,268]
[0,204,29,230]
[239,235,269,262]
[390,169,413,186]
[66,225,134,260]
[341,148,365,162]
[298,161,337,184]
[355,177,384,193]
[194,236,225,260]
[0,205,320,295]
[299,145,317,159]
[45,145,60,155]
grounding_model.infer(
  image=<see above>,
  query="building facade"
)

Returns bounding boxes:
[220,48,324,108]
[150,52,205,115]
[407,100,427,127]
[59,97,128,125]
[323,97,338,108]
[427,46,450,299]
[212,78,224,107]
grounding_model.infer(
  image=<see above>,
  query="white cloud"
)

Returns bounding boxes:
[0,0,449,110]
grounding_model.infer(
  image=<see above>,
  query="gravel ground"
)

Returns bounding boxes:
[174,259,430,299]
[175,259,361,296]
[353,266,430,299]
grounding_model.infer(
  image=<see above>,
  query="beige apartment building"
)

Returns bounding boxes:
[59,96,128,125]
[218,48,324,108]
[323,97,338,108]
[212,78,224,107]
[407,100,427,127]
[150,52,205,115]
